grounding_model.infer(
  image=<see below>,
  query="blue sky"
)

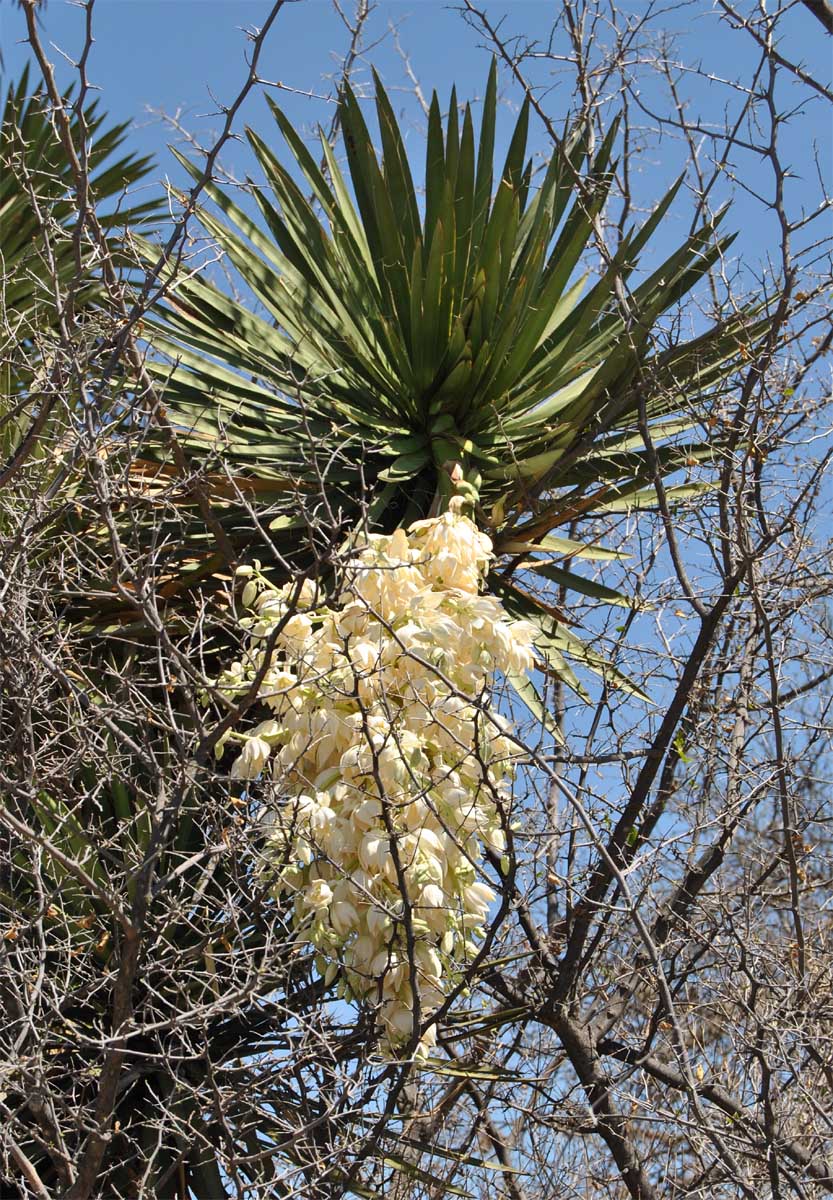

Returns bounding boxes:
[2,1,542,168]
[3,0,829,285]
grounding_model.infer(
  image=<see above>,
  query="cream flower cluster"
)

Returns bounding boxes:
[213,506,536,1058]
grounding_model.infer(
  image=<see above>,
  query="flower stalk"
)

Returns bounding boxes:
[210,507,535,1057]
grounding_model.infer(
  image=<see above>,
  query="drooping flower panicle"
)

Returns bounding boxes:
[213,506,535,1057]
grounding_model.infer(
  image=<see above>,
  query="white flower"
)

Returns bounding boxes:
[280,612,313,649]
[309,805,336,838]
[417,884,445,909]
[230,735,271,780]
[485,827,507,854]
[261,668,296,706]
[252,718,281,742]
[330,899,359,935]
[414,1023,437,1059]
[350,639,380,673]
[377,743,408,792]
[366,905,393,939]
[464,881,495,920]
[415,943,443,981]
[359,833,389,875]
[348,934,376,970]
[388,528,409,561]
[381,1001,415,1040]
[372,948,403,987]
[305,879,333,911]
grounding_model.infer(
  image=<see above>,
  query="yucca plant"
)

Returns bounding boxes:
[0,66,155,491]
[136,61,764,690]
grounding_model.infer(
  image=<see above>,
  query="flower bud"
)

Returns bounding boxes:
[241,579,258,609]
